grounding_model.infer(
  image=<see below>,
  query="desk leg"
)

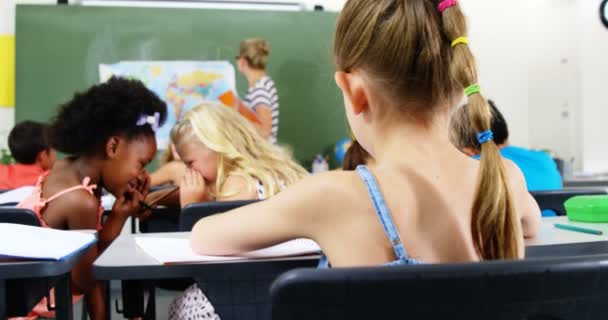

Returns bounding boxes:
[121,280,145,317]
[55,273,73,320]
[0,280,6,319]
[144,286,156,320]
[105,281,111,320]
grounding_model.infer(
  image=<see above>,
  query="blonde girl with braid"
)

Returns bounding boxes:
[188,0,541,275]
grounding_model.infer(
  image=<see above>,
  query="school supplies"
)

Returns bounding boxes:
[135,236,320,265]
[565,195,608,222]
[0,223,96,260]
[140,186,180,210]
[554,223,603,236]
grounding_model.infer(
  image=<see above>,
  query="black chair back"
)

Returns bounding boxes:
[271,255,608,320]
[0,207,40,226]
[531,189,607,216]
[179,200,259,231]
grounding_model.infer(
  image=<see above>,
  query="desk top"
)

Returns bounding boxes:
[93,217,608,280]
[525,216,608,258]
[564,176,608,188]
[0,242,94,280]
[93,232,319,280]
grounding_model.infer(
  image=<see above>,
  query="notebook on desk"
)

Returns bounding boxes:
[0,186,34,206]
[135,236,321,265]
[0,223,97,261]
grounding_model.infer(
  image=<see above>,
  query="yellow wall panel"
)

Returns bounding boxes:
[0,35,15,108]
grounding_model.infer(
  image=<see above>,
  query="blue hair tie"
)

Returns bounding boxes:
[477,130,493,144]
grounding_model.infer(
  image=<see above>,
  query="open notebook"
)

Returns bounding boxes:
[0,223,97,261]
[135,236,321,265]
[0,186,34,206]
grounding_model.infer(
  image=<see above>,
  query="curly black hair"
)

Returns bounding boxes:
[8,120,51,164]
[49,77,167,156]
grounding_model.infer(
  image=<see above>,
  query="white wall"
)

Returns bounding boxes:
[0,0,60,150]
[3,0,607,172]
[460,0,587,171]
[579,0,608,173]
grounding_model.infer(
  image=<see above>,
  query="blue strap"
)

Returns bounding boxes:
[355,165,410,261]
[317,254,329,268]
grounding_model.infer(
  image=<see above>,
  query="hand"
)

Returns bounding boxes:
[111,185,146,219]
[129,171,151,199]
[180,169,207,208]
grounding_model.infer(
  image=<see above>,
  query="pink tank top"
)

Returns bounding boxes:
[11,172,104,319]
[17,172,104,229]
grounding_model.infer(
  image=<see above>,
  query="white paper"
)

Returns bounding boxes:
[0,223,97,261]
[0,186,34,205]
[135,236,321,265]
[101,194,116,211]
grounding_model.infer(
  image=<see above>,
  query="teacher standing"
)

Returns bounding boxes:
[235,38,279,144]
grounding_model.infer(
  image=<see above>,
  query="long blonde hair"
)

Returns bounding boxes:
[171,102,308,198]
[335,0,519,260]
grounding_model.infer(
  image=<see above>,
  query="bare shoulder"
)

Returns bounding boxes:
[273,170,363,216]
[43,189,100,229]
[219,175,258,201]
[502,158,527,193]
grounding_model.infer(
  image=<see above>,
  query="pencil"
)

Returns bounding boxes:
[554,223,603,235]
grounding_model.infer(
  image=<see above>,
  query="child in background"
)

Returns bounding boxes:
[0,121,55,189]
[191,0,541,275]
[17,77,167,320]
[234,38,280,143]
[167,102,307,319]
[451,100,562,216]
[342,140,372,171]
[150,142,186,187]
[451,100,563,192]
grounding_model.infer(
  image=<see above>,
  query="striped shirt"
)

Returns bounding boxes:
[244,76,279,144]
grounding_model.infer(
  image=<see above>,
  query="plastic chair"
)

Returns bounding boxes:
[0,207,40,226]
[270,254,608,320]
[179,200,259,231]
[531,189,607,216]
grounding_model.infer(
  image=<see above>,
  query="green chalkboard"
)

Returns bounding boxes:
[15,5,346,165]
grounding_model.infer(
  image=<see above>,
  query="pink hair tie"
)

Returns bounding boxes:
[438,0,457,13]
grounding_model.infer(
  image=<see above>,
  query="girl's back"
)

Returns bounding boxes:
[318,149,534,266]
[189,0,542,267]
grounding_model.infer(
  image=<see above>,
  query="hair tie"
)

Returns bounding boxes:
[451,36,469,47]
[136,112,160,132]
[477,130,494,144]
[438,0,457,13]
[464,84,481,97]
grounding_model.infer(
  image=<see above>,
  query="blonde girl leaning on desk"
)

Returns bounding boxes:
[167,102,307,319]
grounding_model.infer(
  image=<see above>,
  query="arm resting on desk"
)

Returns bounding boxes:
[190,172,340,256]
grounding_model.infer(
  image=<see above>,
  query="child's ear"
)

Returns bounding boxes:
[36,149,55,170]
[461,147,480,157]
[334,71,369,115]
[105,136,121,159]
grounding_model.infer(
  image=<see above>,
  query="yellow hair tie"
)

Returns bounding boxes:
[451,37,469,47]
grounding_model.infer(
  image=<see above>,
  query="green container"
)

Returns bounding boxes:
[565,195,608,222]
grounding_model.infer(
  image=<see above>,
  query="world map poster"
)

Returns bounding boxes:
[99,61,237,149]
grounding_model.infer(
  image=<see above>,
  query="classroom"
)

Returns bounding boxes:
[1,0,608,319]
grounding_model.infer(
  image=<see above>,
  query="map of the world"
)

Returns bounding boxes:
[99,61,236,148]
